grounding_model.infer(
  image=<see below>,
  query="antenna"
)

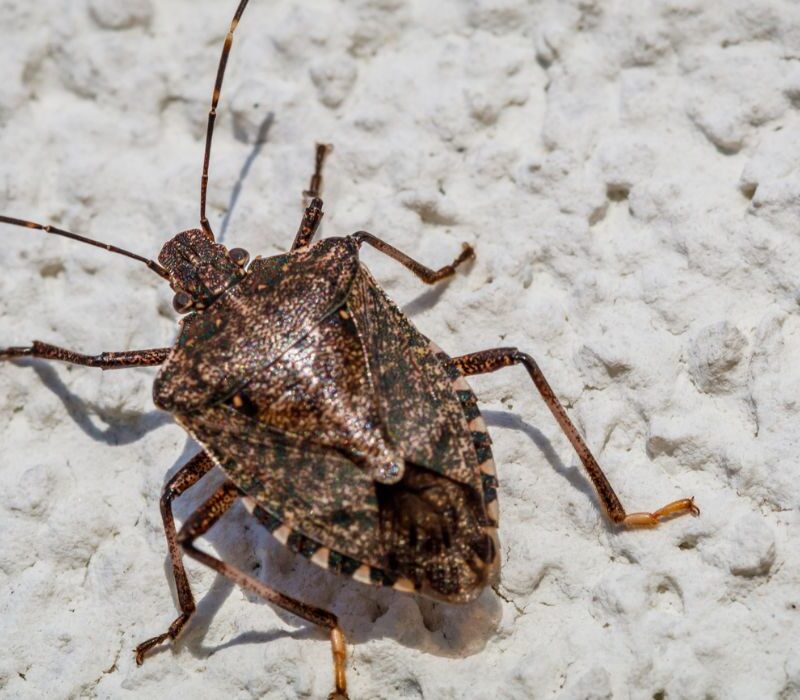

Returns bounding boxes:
[0,215,170,280]
[199,0,252,238]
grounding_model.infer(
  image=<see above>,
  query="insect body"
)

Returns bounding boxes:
[0,2,699,698]
[156,231,500,604]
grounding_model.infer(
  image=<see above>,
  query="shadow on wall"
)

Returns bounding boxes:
[482,409,603,517]
[218,113,274,244]
[21,359,172,444]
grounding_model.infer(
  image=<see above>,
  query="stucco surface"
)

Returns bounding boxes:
[1,1,798,698]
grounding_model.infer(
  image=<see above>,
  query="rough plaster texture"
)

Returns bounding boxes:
[1,0,799,698]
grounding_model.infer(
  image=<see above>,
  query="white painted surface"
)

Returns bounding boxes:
[1,1,798,698]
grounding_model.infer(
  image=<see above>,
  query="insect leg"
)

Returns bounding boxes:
[292,197,325,250]
[447,348,700,528]
[292,144,333,250]
[200,0,252,238]
[178,483,349,700]
[134,451,215,665]
[0,342,170,369]
[304,143,333,200]
[352,231,475,284]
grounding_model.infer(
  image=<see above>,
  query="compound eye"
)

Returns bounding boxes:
[229,247,250,267]
[172,290,194,313]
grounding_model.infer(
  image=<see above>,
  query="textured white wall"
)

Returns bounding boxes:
[1,0,799,698]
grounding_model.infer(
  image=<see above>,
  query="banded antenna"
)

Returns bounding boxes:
[199,0,252,238]
[0,215,170,280]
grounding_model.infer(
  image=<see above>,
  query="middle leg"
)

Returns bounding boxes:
[352,231,475,284]
[448,348,699,527]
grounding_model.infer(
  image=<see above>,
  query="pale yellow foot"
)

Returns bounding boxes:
[329,626,349,700]
[622,497,700,528]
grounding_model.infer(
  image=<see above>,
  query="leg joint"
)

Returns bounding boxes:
[177,482,239,546]
[160,486,178,511]
[511,349,537,369]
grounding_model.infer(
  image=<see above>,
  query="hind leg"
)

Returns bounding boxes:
[177,481,349,700]
[134,451,215,663]
[447,348,699,527]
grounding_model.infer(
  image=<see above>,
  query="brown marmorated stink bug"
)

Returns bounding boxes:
[0,2,700,698]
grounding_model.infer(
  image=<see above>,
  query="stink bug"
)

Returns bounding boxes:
[0,1,700,698]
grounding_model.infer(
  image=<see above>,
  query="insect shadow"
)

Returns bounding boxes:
[401,279,456,317]
[218,112,274,243]
[16,359,171,444]
[481,409,601,513]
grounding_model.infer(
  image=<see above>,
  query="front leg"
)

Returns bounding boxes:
[292,143,333,250]
[1,341,170,369]
[303,142,332,200]
[447,348,699,527]
[293,197,325,251]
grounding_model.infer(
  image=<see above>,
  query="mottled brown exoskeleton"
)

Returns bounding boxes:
[0,2,700,698]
